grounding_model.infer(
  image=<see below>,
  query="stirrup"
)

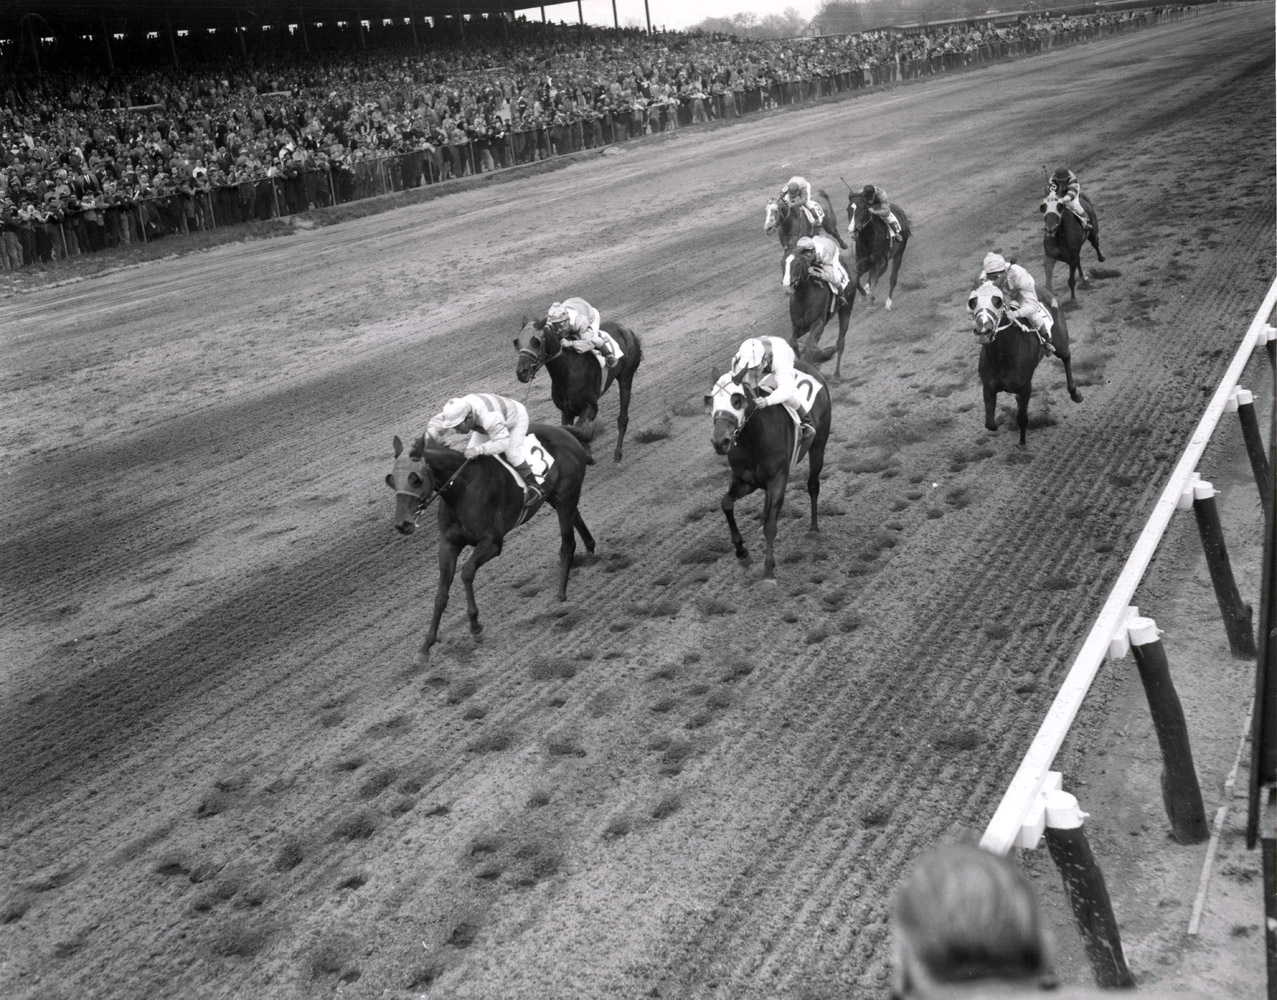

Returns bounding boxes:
[523,483,543,503]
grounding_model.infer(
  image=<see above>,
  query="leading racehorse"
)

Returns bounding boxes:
[782,246,851,378]
[386,425,595,664]
[845,188,910,311]
[704,362,832,583]
[968,279,1083,447]
[764,188,846,250]
[1041,191,1105,301]
[514,317,642,463]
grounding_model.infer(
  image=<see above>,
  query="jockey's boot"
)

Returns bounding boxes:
[513,462,543,504]
[798,412,818,444]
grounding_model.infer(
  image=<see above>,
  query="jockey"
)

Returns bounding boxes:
[544,297,621,368]
[978,252,1054,353]
[861,185,902,241]
[781,176,847,248]
[1047,166,1086,222]
[794,235,850,303]
[426,392,543,502]
[729,335,817,443]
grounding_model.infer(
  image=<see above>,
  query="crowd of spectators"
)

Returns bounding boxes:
[0,4,1193,272]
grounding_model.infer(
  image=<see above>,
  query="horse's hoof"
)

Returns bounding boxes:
[760,577,778,587]
[413,648,431,668]
[807,526,820,535]
[884,299,893,311]
[986,423,999,433]
[1071,389,1084,403]
[1096,251,1106,262]
[469,620,483,637]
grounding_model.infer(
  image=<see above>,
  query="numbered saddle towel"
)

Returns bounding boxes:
[495,433,555,493]
[758,370,822,470]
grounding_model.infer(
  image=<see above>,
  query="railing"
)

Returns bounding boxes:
[980,277,1277,985]
[0,5,1202,274]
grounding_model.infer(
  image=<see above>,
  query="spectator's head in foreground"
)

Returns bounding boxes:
[891,844,1055,999]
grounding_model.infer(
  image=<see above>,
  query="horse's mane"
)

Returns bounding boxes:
[408,435,427,460]
[410,434,466,471]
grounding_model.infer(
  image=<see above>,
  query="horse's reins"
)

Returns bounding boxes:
[399,457,471,526]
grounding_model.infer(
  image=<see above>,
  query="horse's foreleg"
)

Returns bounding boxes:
[722,478,755,562]
[806,444,824,534]
[460,536,502,634]
[1043,255,1057,293]
[833,306,851,381]
[419,542,462,665]
[983,384,999,433]
[613,376,632,463]
[1068,260,1078,300]
[1016,389,1031,448]
[554,507,577,601]
[573,509,596,553]
[884,251,905,310]
[1060,354,1083,403]
[761,476,787,584]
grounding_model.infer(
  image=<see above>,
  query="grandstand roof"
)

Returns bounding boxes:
[8,0,584,36]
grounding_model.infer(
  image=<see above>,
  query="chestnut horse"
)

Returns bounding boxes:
[782,246,851,378]
[845,189,911,311]
[386,424,595,664]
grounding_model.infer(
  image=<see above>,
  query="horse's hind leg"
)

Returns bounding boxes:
[806,443,825,534]
[1016,389,1031,447]
[573,509,596,554]
[554,506,578,601]
[884,250,905,310]
[1067,260,1078,300]
[760,476,787,584]
[722,478,755,562]
[613,375,633,463]
[984,385,999,433]
[419,542,462,666]
[460,536,502,635]
[833,306,851,381]
[1059,353,1083,403]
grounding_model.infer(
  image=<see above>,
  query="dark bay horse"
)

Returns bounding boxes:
[386,424,595,664]
[764,188,847,250]
[845,190,910,311]
[782,246,851,379]
[1041,191,1105,300]
[968,280,1083,447]
[514,318,642,463]
[703,363,832,583]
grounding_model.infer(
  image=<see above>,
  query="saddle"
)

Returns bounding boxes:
[758,370,822,469]
[495,433,556,516]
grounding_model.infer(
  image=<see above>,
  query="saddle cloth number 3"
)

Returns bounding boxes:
[526,436,553,481]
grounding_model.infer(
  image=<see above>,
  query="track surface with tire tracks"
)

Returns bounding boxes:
[1,7,1273,999]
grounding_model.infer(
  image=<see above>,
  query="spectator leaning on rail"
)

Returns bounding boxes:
[890,843,1056,999]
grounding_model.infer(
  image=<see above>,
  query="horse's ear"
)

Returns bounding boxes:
[519,313,529,327]
[512,336,520,348]
[703,394,714,414]
[385,473,396,490]
[393,435,403,458]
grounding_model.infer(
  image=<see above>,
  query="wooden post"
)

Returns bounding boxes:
[24,16,42,82]
[137,204,147,243]
[101,13,116,73]
[327,165,337,205]
[409,4,419,45]
[1187,479,1257,658]
[1230,388,1273,524]
[356,4,366,47]
[166,12,179,70]
[644,0,652,33]
[1042,790,1136,988]
[237,10,248,61]
[541,6,547,23]
[1128,616,1210,843]
[300,6,311,53]
[612,0,619,28]
[577,0,584,25]
[58,221,68,258]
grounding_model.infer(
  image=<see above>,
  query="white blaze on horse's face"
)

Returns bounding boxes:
[968,280,1005,344]
[706,372,748,455]
[764,199,779,234]
[782,251,796,294]
[847,202,857,234]
[1041,192,1062,235]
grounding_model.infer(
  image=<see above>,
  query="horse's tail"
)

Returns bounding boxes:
[561,422,598,456]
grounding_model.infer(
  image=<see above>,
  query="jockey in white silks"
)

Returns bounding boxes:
[977,252,1054,352]
[729,335,817,442]
[544,297,621,368]
[793,235,850,302]
[426,392,542,501]
[779,175,826,229]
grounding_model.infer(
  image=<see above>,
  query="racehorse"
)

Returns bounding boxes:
[386,424,595,664]
[764,188,846,250]
[782,246,851,379]
[845,189,911,311]
[1041,191,1105,301]
[514,318,642,463]
[968,279,1083,447]
[704,361,832,583]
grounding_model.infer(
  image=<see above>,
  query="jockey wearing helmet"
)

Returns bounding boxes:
[426,392,543,502]
[1047,166,1086,223]
[794,235,851,303]
[729,335,817,443]
[977,252,1054,353]
[544,297,621,368]
[861,185,902,241]
[780,176,847,248]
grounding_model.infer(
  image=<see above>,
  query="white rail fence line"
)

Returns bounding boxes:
[978,276,1277,983]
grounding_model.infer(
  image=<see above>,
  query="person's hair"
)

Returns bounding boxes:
[893,844,1050,986]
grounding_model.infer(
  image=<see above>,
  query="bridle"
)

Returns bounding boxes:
[517,328,564,381]
[395,454,470,527]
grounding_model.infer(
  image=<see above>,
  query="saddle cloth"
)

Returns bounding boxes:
[564,329,623,366]
[758,369,822,470]
[494,432,555,492]
[802,203,825,228]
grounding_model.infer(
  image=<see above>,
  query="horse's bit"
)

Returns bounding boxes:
[517,335,564,380]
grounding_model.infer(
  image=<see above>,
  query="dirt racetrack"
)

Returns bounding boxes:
[2,7,1274,998]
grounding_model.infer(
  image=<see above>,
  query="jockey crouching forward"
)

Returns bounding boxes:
[730,335,817,444]
[979,252,1054,354]
[1046,166,1087,225]
[861,185,902,243]
[781,175,847,249]
[794,235,850,305]
[426,392,543,502]
[545,297,621,368]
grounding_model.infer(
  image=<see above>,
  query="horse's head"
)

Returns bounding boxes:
[703,371,749,455]
[763,197,782,235]
[514,316,556,383]
[967,280,1006,345]
[1041,191,1062,236]
[782,248,812,295]
[385,434,430,535]
[846,192,868,239]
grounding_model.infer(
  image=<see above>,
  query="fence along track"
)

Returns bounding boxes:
[981,276,1277,856]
